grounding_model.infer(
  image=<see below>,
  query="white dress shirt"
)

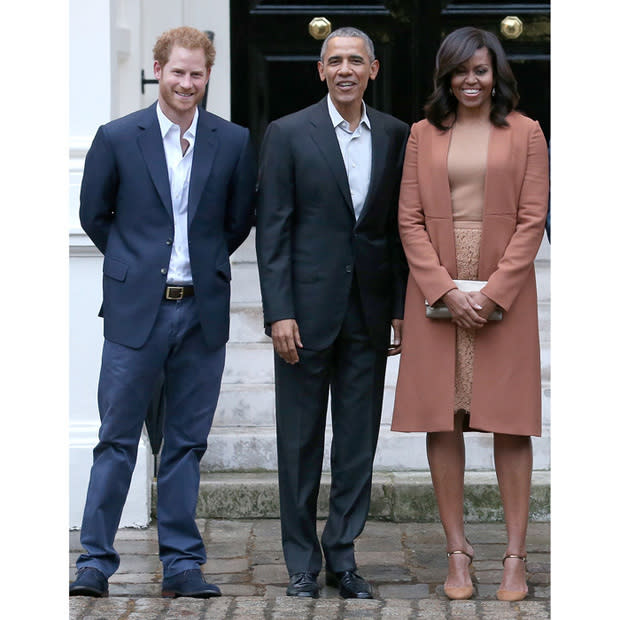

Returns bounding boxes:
[327,95,372,220]
[156,103,198,284]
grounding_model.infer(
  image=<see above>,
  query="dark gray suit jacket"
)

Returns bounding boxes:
[256,97,409,352]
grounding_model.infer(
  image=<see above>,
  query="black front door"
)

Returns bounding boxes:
[230,1,419,147]
[231,1,550,147]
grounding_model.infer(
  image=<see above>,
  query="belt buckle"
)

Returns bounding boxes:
[166,286,184,300]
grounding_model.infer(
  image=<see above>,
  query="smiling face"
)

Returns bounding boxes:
[154,45,211,129]
[317,36,379,121]
[450,46,494,116]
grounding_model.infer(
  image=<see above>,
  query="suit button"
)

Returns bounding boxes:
[161,268,167,275]
[345,265,353,273]
[166,239,172,245]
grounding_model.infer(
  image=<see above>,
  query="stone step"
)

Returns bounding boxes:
[202,426,550,472]
[229,303,270,343]
[222,344,403,386]
[150,471,550,522]
[222,347,550,398]
[213,384,549,431]
[230,262,262,304]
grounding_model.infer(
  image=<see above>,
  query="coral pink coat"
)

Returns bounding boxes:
[391,112,549,436]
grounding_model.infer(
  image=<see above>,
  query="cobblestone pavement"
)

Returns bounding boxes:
[69,519,549,619]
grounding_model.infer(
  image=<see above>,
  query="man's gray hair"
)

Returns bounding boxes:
[320,27,376,62]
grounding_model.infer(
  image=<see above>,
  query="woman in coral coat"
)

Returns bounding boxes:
[392,27,548,602]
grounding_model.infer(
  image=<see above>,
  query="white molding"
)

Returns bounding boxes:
[70,136,93,158]
[70,422,153,529]
[69,231,99,253]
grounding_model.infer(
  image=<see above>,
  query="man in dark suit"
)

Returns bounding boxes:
[70,27,255,598]
[256,27,409,599]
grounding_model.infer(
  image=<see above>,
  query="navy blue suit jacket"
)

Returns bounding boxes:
[80,103,256,350]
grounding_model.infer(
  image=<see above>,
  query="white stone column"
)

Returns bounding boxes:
[69,0,152,528]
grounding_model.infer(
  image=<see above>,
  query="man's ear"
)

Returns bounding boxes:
[317,60,326,82]
[153,60,162,80]
[369,59,380,81]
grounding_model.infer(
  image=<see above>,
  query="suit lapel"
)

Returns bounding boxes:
[137,104,173,219]
[188,109,218,226]
[308,99,354,215]
[356,107,387,224]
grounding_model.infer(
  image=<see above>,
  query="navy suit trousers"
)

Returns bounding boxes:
[76,297,225,578]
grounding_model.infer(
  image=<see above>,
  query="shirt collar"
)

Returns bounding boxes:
[156,102,199,142]
[327,95,371,132]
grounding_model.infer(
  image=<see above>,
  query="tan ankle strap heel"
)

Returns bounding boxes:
[497,554,528,601]
[444,549,474,600]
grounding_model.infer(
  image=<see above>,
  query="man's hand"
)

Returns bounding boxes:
[271,319,303,364]
[388,319,403,356]
[442,288,487,330]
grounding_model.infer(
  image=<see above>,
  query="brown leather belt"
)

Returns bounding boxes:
[164,285,194,300]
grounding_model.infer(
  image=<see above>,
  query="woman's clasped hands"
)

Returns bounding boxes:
[442,288,496,329]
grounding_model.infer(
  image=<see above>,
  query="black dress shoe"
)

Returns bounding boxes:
[69,567,109,597]
[286,572,319,598]
[326,570,373,599]
[161,569,222,598]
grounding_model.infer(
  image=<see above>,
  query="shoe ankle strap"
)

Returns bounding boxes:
[447,549,473,564]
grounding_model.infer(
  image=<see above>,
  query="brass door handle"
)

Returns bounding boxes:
[309,17,332,40]
[500,16,523,39]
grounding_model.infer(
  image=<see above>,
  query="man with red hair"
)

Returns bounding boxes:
[70,26,255,599]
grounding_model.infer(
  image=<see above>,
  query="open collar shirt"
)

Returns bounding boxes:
[156,103,198,285]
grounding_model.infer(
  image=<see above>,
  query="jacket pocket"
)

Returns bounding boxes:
[103,256,128,282]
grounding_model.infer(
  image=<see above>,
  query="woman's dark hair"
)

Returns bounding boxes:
[424,27,519,130]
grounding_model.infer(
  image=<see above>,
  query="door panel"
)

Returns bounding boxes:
[139,0,231,120]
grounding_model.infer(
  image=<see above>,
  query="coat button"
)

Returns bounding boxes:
[166,239,172,245]
[345,264,353,273]
[161,268,167,275]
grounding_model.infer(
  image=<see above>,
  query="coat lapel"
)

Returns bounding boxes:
[188,109,218,226]
[137,103,173,219]
[478,119,512,277]
[431,122,458,276]
[432,123,454,221]
[308,99,354,215]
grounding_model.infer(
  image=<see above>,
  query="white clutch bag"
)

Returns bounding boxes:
[425,280,503,321]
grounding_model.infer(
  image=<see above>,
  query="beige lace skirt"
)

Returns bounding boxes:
[454,223,483,412]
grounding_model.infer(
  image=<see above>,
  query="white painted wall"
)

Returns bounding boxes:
[69,0,152,529]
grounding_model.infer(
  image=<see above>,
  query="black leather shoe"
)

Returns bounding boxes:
[161,569,222,598]
[326,570,373,599]
[286,572,319,598]
[69,567,109,597]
